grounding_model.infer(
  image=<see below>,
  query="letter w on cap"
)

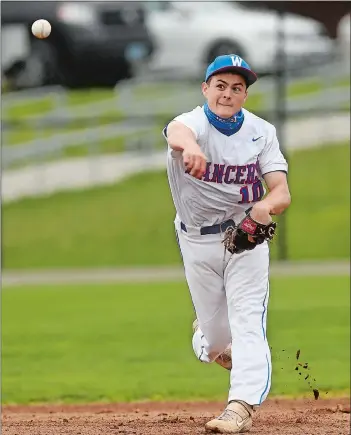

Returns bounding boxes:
[230,55,243,66]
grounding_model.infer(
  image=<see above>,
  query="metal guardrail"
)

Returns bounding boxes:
[3,57,349,111]
[2,85,65,105]
[3,115,350,203]
[2,121,157,168]
[2,59,349,169]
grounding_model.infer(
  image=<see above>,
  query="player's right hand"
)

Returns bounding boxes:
[183,146,207,180]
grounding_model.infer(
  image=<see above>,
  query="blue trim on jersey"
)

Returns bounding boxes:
[259,282,270,404]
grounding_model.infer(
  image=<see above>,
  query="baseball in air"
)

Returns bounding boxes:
[31,19,51,39]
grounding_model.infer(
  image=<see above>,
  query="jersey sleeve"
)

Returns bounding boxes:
[172,107,205,140]
[162,123,182,159]
[162,106,206,159]
[258,125,288,175]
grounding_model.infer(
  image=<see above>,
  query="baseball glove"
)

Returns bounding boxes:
[222,212,277,255]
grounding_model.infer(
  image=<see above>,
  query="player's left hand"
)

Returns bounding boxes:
[222,204,277,255]
[250,202,272,225]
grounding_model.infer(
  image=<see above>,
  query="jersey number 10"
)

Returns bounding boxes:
[239,180,265,204]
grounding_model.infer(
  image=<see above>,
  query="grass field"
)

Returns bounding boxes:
[3,143,350,269]
[2,275,349,405]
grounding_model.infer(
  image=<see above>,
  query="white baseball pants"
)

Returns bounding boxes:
[176,222,272,406]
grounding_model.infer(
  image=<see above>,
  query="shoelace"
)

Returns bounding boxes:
[217,408,240,421]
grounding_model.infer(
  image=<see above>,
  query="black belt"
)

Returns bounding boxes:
[181,219,235,235]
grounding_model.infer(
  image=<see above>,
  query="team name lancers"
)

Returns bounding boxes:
[202,161,260,185]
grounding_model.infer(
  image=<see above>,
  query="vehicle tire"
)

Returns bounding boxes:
[11,39,59,89]
[100,58,133,88]
[63,58,132,89]
[206,40,245,63]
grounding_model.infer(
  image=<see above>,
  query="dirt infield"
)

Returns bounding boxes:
[2,398,350,435]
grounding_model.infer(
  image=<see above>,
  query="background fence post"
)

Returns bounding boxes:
[275,3,288,261]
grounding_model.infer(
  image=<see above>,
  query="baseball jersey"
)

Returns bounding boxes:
[164,106,288,227]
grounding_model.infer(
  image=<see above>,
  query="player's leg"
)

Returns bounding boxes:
[192,319,232,370]
[225,242,272,406]
[176,228,231,363]
[205,243,270,433]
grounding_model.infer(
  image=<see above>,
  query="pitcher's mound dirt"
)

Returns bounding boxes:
[2,397,350,435]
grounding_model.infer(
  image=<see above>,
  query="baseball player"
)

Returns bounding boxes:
[163,54,291,433]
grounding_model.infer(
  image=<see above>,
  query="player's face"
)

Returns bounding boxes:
[202,73,248,118]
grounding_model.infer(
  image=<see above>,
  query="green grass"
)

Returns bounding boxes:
[3,90,115,120]
[283,143,350,260]
[2,143,349,269]
[4,110,126,146]
[335,76,351,88]
[66,89,116,106]
[7,132,165,167]
[4,97,56,119]
[4,126,165,169]
[244,92,263,111]
[284,76,350,98]
[287,80,322,98]
[2,276,349,404]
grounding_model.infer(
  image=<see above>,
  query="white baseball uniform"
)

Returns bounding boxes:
[164,105,288,406]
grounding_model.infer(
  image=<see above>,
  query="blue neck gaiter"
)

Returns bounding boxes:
[204,103,244,136]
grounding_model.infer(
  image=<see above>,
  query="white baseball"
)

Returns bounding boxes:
[31,19,51,39]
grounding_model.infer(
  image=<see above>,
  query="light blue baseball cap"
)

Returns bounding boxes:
[205,54,258,86]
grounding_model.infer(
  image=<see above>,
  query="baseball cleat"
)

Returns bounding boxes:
[192,320,232,371]
[205,400,253,433]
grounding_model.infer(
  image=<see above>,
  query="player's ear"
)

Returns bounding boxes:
[243,89,248,103]
[201,82,209,98]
